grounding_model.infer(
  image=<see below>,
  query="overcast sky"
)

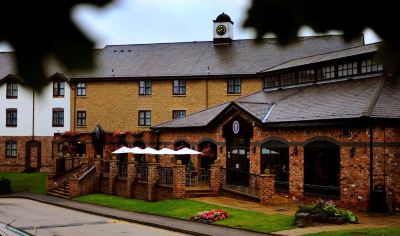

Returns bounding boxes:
[0,0,380,51]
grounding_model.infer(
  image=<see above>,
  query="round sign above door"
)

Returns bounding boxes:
[232,120,240,134]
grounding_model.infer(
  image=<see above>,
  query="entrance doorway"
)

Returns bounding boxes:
[223,115,253,187]
[25,140,41,171]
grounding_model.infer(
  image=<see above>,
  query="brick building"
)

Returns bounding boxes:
[152,43,400,211]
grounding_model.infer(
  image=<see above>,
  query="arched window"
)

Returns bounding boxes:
[261,140,289,192]
[304,140,340,197]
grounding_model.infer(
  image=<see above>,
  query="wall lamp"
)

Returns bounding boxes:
[350,147,356,158]
[293,146,298,156]
[219,146,223,153]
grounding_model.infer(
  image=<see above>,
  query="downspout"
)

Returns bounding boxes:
[369,124,374,200]
[205,66,209,109]
[73,83,77,131]
[32,89,35,139]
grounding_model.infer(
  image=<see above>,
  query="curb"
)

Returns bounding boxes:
[1,193,275,236]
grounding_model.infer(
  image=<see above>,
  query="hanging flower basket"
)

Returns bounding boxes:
[61,131,80,138]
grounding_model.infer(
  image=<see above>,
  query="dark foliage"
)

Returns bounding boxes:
[244,0,400,77]
[0,0,113,91]
[0,177,12,194]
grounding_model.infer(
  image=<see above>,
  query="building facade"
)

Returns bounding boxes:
[0,73,71,172]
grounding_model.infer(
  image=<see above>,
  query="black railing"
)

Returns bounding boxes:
[56,157,66,173]
[102,161,110,173]
[158,167,173,186]
[118,163,127,178]
[224,168,251,187]
[137,165,148,183]
[304,184,340,198]
[275,180,289,193]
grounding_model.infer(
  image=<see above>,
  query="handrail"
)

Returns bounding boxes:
[78,166,96,181]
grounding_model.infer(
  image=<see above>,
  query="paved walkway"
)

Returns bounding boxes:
[192,196,400,236]
[0,192,272,236]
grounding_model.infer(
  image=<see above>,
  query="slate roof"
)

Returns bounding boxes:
[154,74,397,128]
[72,36,361,79]
[261,43,380,73]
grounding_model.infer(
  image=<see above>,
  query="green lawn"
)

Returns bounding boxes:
[75,194,295,233]
[0,172,46,194]
[306,227,400,236]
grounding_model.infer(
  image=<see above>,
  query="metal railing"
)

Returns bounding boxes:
[304,184,340,198]
[136,165,148,183]
[157,167,173,186]
[118,162,127,178]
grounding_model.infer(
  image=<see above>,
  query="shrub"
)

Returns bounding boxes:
[190,209,229,223]
[297,200,358,224]
[0,177,12,194]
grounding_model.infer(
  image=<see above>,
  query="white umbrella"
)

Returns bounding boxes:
[129,147,146,154]
[175,147,203,155]
[157,148,178,155]
[112,146,131,154]
[142,147,159,155]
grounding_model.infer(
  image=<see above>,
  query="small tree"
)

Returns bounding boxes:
[0,177,12,194]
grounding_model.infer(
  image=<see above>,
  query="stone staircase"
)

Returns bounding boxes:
[48,182,70,199]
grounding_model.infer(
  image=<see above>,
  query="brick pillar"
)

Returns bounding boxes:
[95,155,102,177]
[147,163,159,201]
[259,174,275,205]
[65,154,72,171]
[69,177,80,198]
[86,143,97,166]
[109,156,118,195]
[289,146,304,199]
[210,164,221,192]
[46,174,55,191]
[173,164,186,198]
[127,158,137,198]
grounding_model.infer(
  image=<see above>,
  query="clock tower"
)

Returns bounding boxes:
[213,12,234,45]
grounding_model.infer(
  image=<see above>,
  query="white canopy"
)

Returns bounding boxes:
[175,147,203,155]
[142,147,159,155]
[112,146,131,154]
[129,147,146,154]
[157,148,178,155]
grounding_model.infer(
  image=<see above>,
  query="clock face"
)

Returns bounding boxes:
[216,25,227,36]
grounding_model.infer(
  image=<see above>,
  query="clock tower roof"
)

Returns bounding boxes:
[213,12,234,24]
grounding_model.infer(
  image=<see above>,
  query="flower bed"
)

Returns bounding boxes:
[295,200,358,227]
[190,209,228,224]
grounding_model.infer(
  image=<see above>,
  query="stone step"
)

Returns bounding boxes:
[185,191,217,198]
[50,188,69,195]
[47,191,70,199]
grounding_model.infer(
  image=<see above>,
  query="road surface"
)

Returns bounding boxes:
[0,198,190,236]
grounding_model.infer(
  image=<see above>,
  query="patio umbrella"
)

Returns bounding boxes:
[157,148,178,155]
[142,147,159,155]
[129,147,146,154]
[175,147,203,155]
[112,146,131,154]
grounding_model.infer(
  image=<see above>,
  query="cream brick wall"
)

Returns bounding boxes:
[73,77,262,132]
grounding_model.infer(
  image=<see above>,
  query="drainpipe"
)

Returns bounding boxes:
[369,124,374,208]
[32,89,35,139]
[205,66,209,109]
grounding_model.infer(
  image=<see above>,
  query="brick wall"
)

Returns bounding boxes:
[72,77,261,133]
[0,136,54,173]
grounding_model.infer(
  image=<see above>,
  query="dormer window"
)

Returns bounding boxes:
[298,69,315,83]
[6,82,18,98]
[361,57,383,73]
[338,62,358,77]
[264,75,279,88]
[280,72,296,86]
[317,66,335,80]
[53,81,65,97]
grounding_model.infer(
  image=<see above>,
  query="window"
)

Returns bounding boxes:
[298,69,315,83]
[52,108,64,127]
[173,80,186,95]
[264,75,279,88]
[261,141,289,192]
[77,111,86,127]
[172,110,186,119]
[361,57,383,73]
[227,78,241,94]
[280,72,297,86]
[5,141,17,158]
[53,81,65,97]
[6,109,17,127]
[317,66,335,80]
[338,62,358,77]
[77,82,86,96]
[139,80,152,95]
[6,82,18,98]
[138,110,151,126]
